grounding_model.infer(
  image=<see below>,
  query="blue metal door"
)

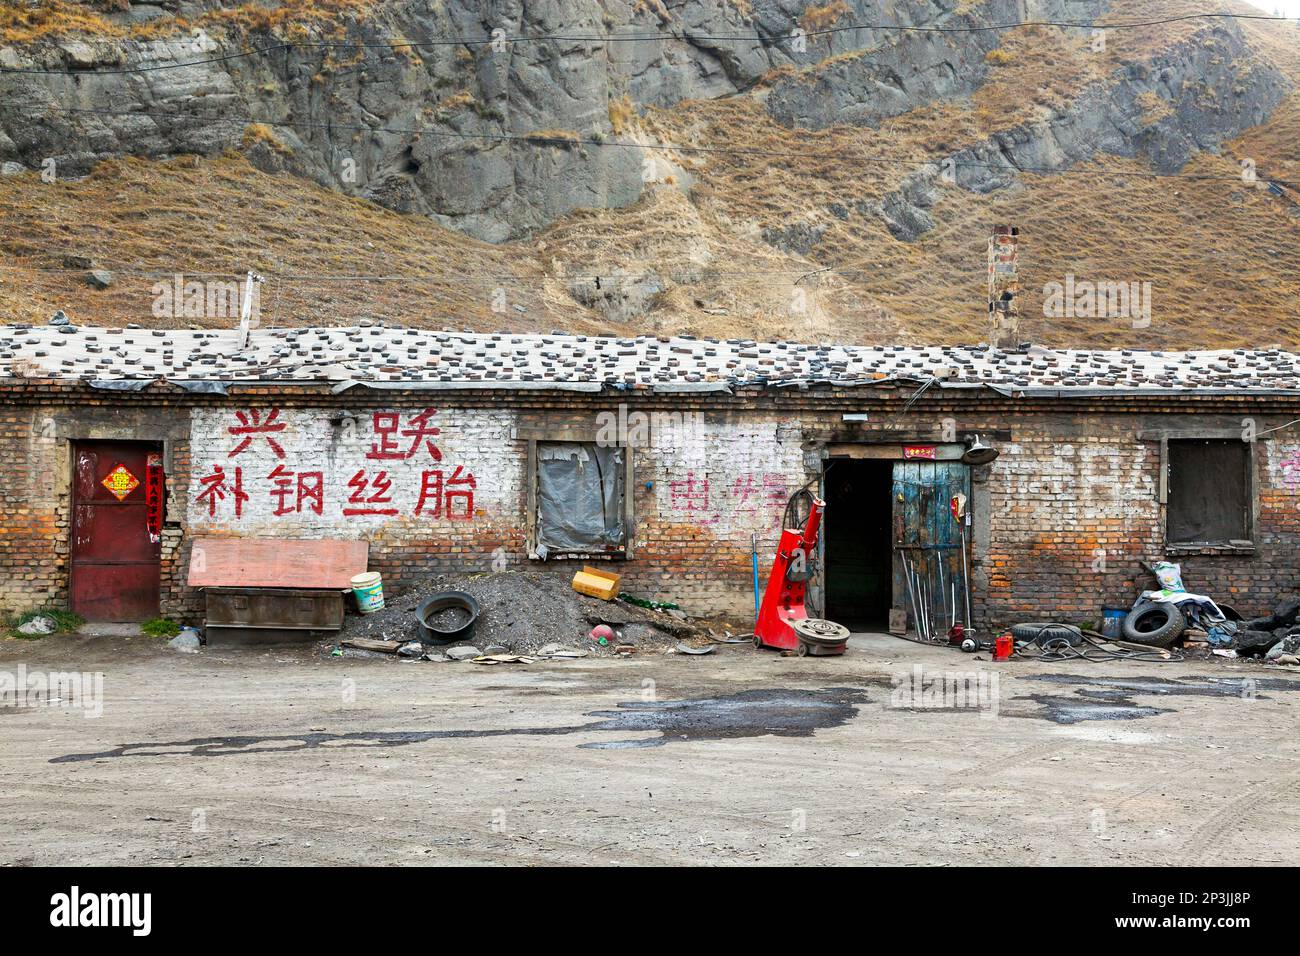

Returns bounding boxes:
[892,460,971,635]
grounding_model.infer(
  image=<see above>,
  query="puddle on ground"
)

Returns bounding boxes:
[1024,674,1299,698]
[50,687,867,762]
[1022,693,1171,724]
[1013,673,1300,724]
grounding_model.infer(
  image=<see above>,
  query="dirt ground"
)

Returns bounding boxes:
[2,631,1298,866]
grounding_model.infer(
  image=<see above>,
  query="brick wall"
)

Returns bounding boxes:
[4,382,1300,630]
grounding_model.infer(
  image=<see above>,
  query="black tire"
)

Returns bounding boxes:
[1122,603,1186,648]
[1010,622,1083,647]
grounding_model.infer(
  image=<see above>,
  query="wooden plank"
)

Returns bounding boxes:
[188,537,368,589]
[341,637,401,654]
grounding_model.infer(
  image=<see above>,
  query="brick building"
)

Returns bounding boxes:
[3,323,1298,631]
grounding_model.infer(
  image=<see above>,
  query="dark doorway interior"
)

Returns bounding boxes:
[823,459,893,629]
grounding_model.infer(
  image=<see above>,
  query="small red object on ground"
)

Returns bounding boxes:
[992,632,1014,660]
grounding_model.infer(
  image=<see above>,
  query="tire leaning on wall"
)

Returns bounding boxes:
[1121,603,1187,648]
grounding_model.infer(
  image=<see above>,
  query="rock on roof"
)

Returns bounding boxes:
[1,324,1297,395]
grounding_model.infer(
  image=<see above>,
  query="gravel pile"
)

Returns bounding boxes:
[335,570,705,656]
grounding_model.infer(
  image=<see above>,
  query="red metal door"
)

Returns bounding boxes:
[71,441,164,621]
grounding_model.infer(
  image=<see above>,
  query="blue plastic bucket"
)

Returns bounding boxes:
[351,572,385,614]
[1101,606,1126,638]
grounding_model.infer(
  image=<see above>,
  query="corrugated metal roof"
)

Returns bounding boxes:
[2,323,1297,394]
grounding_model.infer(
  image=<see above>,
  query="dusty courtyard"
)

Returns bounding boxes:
[2,632,1298,866]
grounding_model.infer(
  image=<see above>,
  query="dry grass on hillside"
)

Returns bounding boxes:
[821,151,1300,347]
[0,155,585,332]
[643,93,1300,347]
[0,0,117,43]
[535,186,905,342]
[0,0,1295,347]
[0,0,379,43]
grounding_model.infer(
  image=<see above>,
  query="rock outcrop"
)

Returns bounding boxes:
[0,0,1290,248]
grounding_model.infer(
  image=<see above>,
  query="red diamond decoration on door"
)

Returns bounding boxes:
[101,463,140,501]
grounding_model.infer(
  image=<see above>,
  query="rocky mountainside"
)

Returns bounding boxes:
[0,0,1297,346]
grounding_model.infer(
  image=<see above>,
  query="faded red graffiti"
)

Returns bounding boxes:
[667,470,788,528]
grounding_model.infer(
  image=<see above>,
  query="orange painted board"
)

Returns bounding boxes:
[187,537,369,589]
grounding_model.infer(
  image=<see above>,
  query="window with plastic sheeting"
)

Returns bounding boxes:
[1166,439,1251,545]
[534,442,627,558]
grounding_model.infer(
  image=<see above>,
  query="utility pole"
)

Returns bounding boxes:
[238,270,264,350]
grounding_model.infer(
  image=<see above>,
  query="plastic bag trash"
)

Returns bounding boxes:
[1152,561,1185,592]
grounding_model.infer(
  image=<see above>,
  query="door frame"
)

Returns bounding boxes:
[817,443,969,624]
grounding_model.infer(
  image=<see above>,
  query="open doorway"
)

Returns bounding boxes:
[822,458,893,628]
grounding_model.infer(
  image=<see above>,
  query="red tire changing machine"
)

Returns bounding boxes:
[752,492,851,657]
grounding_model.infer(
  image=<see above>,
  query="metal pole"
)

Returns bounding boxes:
[904,551,920,639]
[919,551,931,641]
[962,517,973,632]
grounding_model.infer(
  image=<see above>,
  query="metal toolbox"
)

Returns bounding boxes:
[204,587,345,646]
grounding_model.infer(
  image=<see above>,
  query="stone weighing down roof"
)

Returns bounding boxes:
[1,323,1298,396]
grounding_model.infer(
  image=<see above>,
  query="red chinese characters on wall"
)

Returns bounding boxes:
[414,466,477,519]
[227,408,287,458]
[195,408,477,522]
[267,465,324,516]
[367,409,443,461]
[344,469,398,517]
[196,464,249,518]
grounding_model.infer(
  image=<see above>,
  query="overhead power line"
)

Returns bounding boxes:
[0,11,1294,76]
[46,105,1300,187]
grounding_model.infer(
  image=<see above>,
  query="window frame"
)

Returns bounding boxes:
[523,433,635,561]
[1149,429,1257,554]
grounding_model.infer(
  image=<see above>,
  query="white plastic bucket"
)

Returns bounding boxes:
[351,571,384,614]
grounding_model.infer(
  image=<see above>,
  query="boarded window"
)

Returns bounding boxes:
[535,442,626,557]
[1167,440,1250,544]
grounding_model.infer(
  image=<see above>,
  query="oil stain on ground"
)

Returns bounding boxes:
[1021,693,1172,724]
[1024,674,1300,698]
[51,687,868,762]
[1016,673,1300,724]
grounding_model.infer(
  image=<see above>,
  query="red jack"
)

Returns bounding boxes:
[753,490,850,657]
